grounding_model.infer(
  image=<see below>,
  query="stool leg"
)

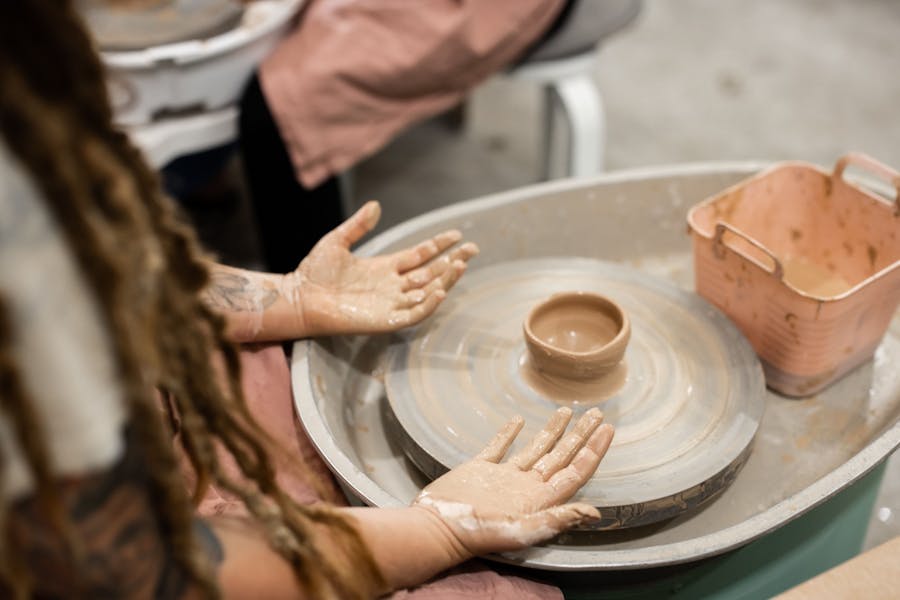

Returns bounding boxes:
[539,86,557,181]
[550,73,606,177]
[338,169,356,217]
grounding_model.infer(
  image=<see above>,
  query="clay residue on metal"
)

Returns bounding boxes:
[82,0,245,50]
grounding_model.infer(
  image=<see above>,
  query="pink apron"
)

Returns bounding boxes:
[260,0,565,188]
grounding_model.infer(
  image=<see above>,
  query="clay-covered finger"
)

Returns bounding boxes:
[514,503,600,546]
[396,289,446,327]
[508,407,572,470]
[403,243,478,291]
[331,200,381,247]
[545,424,615,501]
[421,259,466,296]
[449,241,479,263]
[403,254,453,290]
[395,230,463,272]
[398,288,428,308]
[475,415,525,462]
[532,408,604,481]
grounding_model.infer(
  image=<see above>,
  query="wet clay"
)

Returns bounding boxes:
[523,292,630,383]
[782,256,852,297]
[530,299,621,353]
[519,356,627,405]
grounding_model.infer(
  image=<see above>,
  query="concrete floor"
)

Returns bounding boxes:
[346,0,900,553]
[183,0,898,556]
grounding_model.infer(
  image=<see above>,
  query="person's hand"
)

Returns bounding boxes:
[411,407,614,560]
[288,200,478,337]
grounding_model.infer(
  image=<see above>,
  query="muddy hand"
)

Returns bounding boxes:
[412,408,614,558]
[289,200,478,337]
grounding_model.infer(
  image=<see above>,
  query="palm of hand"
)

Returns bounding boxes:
[291,201,477,336]
[425,460,551,516]
[413,409,615,557]
[416,460,564,554]
[296,243,404,333]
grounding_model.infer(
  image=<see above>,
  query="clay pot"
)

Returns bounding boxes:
[523,291,630,380]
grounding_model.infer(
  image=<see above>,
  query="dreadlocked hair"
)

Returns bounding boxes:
[0,2,384,598]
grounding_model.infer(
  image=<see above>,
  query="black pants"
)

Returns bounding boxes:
[238,73,344,274]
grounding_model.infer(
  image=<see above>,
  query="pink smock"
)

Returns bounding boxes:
[260,0,565,188]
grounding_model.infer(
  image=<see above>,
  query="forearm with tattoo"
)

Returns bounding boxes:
[200,265,301,342]
[202,271,279,314]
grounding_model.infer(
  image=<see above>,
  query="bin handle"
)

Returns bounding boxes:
[713,222,784,280]
[833,152,900,215]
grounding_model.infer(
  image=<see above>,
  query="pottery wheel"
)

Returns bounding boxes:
[385,258,766,529]
[81,0,245,51]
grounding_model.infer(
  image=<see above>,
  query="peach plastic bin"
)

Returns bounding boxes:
[687,153,900,397]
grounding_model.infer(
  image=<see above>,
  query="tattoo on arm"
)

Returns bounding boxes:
[9,430,223,598]
[202,272,279,313]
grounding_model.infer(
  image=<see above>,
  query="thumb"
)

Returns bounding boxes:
[332,200,381,247]
[515,503,600,545]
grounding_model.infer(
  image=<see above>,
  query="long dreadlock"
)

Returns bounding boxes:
[0,3,384,597]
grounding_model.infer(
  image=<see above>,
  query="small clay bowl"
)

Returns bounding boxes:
[523,291,630,380]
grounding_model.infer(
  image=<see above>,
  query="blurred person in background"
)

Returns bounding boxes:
[240,0,576,273]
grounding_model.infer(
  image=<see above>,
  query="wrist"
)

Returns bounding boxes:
[339,506,474,594]
[408,503,474,565]
[280,270,312,338]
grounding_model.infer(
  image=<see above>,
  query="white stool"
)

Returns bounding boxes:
[503,0,641,181]
[507,50,605,180]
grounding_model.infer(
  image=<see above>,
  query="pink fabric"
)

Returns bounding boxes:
[189,343,344,516]
[390,565,562,600]
[260,0,565,188]
[193,343,561,598]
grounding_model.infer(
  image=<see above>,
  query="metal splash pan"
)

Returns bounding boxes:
[292,163,900,571]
